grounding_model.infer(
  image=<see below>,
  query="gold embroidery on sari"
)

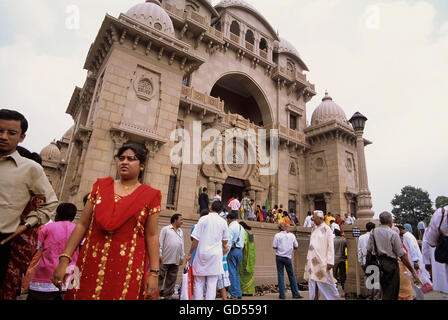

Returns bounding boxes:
[92,233,112,300]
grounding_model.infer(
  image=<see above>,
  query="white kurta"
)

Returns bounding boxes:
[422,207,448,294]
[191,212,230,276]
[402,231,430,278]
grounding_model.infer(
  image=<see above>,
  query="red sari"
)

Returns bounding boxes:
[65,177,161,300]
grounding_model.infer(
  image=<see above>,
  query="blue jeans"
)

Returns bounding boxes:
[227,248,243,298]
[276,255,301,299]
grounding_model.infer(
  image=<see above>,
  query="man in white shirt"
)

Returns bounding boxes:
[213,190,222,203]
[330,220,340,233]
[304,210,340,300]
[159,214,185,299]
[227,211,245,299]
[273,222,302,299]
[345,214,355,225]
[228,194,241,217]
[187,201,230,300]
[398,225,430,279]
[303,211,313,228]
[357,222,380,300]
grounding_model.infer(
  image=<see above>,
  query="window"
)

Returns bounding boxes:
[166,168,179,209]
[230,21,240,36]
[154,22,162,31]
[290,114,297,130]
[245,30,254,44]
[287,60,295,73]
[182,74,191,87]
[259,38,268,52]
[214,21,222,31]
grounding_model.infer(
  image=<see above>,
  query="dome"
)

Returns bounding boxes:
[216,0,259,13]
[125,0,175,37]
[311,91,349,126]
[62,125,74,142]
[40,141,61,162]
[274,38,301,59]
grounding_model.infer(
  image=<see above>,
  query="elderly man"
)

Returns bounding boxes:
[273,222,302,299]
[187,201,230,300]
[367,212,421,300]
[304,210,340,300]
[158,214,185,300]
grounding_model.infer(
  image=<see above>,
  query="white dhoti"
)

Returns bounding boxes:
[193,275,219,300]
[308,272,340,300]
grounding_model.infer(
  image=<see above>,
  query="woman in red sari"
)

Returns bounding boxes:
[52,143,161,300]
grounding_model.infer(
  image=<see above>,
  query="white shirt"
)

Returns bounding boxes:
[331,223,340,232]
[403,231,422,264]
[273,231,298,259]
[345,216,355,225]
[159,225,185,265]
[213,195,222,202]
[303,215,313,228]
[417,221,426,230]
[228,199,241,211]
[357,231,371,265]
[229,221,245,249]
[191,212,230,276]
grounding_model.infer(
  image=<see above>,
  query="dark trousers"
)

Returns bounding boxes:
[158,264,179,298]
[275,256,300,299]
[379,256,400,300]
[0,233,13,287]
[27,290,64,301]
[333,261,347,289]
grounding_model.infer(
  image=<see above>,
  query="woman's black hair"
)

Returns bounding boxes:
[116,143,147,165]
[55,203,78,222]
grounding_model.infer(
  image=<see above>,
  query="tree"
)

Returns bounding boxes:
[435,196,448,209]
[391,186,433,233]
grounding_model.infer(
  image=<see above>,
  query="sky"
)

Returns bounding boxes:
[0,0,447,215]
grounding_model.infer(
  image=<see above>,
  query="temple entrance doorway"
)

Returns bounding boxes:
[314,199,327,213]
[222,177,246,205]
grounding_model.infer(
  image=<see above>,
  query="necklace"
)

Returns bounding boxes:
[118,180,139,191]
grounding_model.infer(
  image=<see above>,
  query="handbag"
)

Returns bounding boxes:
[435,208,448,264]
[365,230,381,268]
[180,263,194,300]
[231,225,242,250]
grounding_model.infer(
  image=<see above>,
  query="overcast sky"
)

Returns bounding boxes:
[1,0,447,215]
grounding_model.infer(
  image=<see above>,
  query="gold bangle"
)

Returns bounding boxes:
[149,273,159,277]
[58,253,72,263]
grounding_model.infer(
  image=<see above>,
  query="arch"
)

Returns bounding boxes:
[259,38,268,52]
[245,29,255,44]
[230,20,240,36]
[209,72,274,127]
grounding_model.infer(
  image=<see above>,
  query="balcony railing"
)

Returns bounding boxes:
[162,3,184,18]
[230,33,240,44]
[245,41,254,52]
[181,86,224,112]
[259,50,268,59]
[208,27,223,40]
[186,10,207,26]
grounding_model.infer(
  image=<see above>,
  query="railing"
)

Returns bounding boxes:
[259,50,268,59]
[224,113,262,131]
[208,26,223,40]
[296,71,307,82]
[186,10,207,26]
[245,41,254,52]
[162,3,184,18]
[278,125,305,142]
[230,33,240,44]
[181,86,224,112]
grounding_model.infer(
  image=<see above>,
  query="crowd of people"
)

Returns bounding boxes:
[1,108,447,301]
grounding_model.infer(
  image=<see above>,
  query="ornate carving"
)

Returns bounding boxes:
[134,77,154,101]
[144,141,160,159]
[289,161,297,176]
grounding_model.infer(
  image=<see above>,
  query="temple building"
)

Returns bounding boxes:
[41,0,373,225]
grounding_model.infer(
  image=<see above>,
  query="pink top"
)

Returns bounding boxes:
[31,221,78,284]
[229,199,241,211]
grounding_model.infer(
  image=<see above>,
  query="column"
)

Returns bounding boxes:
[354,131,374,221]
[324,193,331,214]
[110,131,129,178]
[307,195,315,213]
[208,179,216,199]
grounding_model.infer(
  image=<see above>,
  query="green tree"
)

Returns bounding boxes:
[435,196,448,209]
[391,186,433,233]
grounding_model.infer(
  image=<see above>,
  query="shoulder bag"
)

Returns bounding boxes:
[435,208,448,264]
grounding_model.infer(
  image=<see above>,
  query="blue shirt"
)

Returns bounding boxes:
[228,221,245,249]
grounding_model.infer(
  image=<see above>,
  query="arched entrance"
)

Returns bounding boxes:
[210,72,273,127]
[222,177,246,204]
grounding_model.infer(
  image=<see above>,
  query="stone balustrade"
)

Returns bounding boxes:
[181,85,224,113]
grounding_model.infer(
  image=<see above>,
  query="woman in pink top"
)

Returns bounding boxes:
[27,203,79,300]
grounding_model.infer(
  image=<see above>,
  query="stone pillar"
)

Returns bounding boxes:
[216,182,223,195]
[307,195,315,213]
[74,131,91,187]
[324,193,331,214]
[208,179,216,198]
[354,131,374,221]
[255,190,262,208]
[343,224,369,297]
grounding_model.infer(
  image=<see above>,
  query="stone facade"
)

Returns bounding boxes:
[40,0,374,294]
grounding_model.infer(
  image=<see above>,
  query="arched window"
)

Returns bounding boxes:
[259,38,268,52]
[230,21,240,36]
[286,60,295,73]
[215,21,222,32]
[245,29,254,44]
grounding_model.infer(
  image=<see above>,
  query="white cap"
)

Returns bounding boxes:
[313,210,324,219]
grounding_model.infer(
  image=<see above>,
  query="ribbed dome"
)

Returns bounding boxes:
[274,38,301,59]
[216,0,259,13]
[311,92,349,126]
[126,0,175,37]
[62,125,74,141]
[40,141,61,162]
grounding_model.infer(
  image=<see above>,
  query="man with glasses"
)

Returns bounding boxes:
[0,109,58,288]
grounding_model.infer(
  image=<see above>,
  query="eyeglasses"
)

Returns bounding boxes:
[115,156,139,162]
[0,129,20,137]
